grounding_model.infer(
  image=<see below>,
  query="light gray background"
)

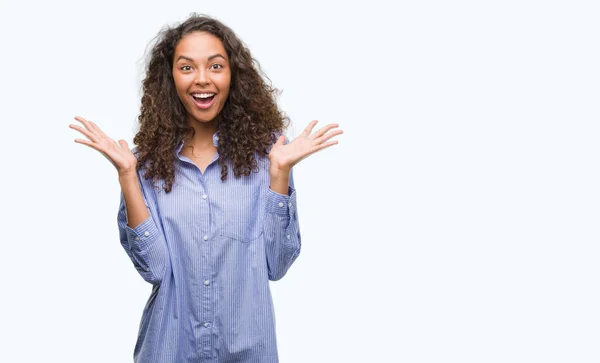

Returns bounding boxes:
[0,0,598,362]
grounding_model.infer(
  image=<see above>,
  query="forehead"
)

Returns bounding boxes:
[174,31,227,59]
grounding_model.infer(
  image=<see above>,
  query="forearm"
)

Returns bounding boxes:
[264,166,301,281]
[119,172,150,229]
[117,180,168,285]
[264,188,301,281]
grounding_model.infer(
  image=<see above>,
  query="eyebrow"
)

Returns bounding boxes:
[176,54,228,63]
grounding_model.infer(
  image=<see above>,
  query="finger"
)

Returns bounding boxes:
[275,135,286,146]
[74,138,101,151]
[74,116,94,129]
[88,120,109,138]
[310,123,340,139]
[74,116,105,136]
[69,124,100,143]
[311,140,339,153]
[73,116,101,141]
[314,129,343,144]
[300,120,319,137]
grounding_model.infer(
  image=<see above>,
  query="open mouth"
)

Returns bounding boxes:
[191,93,216,109]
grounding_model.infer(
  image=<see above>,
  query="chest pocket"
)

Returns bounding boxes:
[218,185,264,243]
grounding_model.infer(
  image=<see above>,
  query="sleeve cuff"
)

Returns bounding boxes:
[125,215,160,251]
[265,186,297,216]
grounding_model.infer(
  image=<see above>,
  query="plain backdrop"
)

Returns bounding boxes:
[1,0,599,362]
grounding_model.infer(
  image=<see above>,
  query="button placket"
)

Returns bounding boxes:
[201,191,209,242]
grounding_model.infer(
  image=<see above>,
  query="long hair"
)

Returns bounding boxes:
[134,13,289,192]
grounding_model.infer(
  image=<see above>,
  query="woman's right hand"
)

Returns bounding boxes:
[69,116,138,178]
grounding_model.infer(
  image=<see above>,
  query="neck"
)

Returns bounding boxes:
[184,116,218,149]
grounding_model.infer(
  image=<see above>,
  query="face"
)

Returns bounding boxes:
[172,31,231,124]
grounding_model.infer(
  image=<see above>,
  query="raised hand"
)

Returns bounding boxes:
[69,116,138,177]
[268,120,343,172]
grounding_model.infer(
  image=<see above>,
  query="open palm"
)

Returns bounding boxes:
[268,120,343,171]
[69,116,138,176]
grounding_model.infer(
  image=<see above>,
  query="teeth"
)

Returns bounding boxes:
[192,93,215,99]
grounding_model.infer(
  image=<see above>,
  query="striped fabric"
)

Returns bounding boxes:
[117,132,301,362]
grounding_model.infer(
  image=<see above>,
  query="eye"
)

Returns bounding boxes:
[210,64,223,70]
[180,65,192,71]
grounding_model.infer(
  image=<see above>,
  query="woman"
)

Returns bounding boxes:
[69,13,342,363]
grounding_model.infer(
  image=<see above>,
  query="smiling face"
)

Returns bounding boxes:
[172,31,232,124]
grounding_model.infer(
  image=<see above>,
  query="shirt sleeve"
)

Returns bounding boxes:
[263,165,302,281]
[117,174,169,285]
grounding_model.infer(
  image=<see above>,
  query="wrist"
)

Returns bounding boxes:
[269,167,290,195]
[118,170,138,183]
[269,164,291,177]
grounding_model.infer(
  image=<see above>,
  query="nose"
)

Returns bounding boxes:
[194,69,210,86]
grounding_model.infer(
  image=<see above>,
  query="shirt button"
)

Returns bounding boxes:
[135,237,140,241]
[144,231,150,237]
[202,194,207,199]
[288,202,292,207]
[204,322,211,328]
[278,202,284,207]
[203,235,208,241]
[203,280,210,286]
[286,234,291,239]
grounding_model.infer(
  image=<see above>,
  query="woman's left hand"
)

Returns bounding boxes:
[268,120,343,172]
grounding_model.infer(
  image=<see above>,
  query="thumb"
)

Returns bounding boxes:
[118,139,129,149]
[276,135,286,146]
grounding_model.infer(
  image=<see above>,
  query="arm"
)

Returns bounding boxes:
[264,164,302,281]
[264,121,342,280]
[119,172,149,228]
[117,171,168,285]
[68,117,170,285]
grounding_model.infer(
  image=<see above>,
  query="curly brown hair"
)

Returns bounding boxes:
[133,13,289,193]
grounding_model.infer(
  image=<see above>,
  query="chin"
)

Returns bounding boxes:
[192,115,216,123]
[185,108,216,123]
[183,98,224,122]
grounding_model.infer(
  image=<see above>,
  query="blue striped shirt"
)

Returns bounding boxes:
[117,132,301,362]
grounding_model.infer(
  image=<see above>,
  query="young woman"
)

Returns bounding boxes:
[69,14,342,363]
